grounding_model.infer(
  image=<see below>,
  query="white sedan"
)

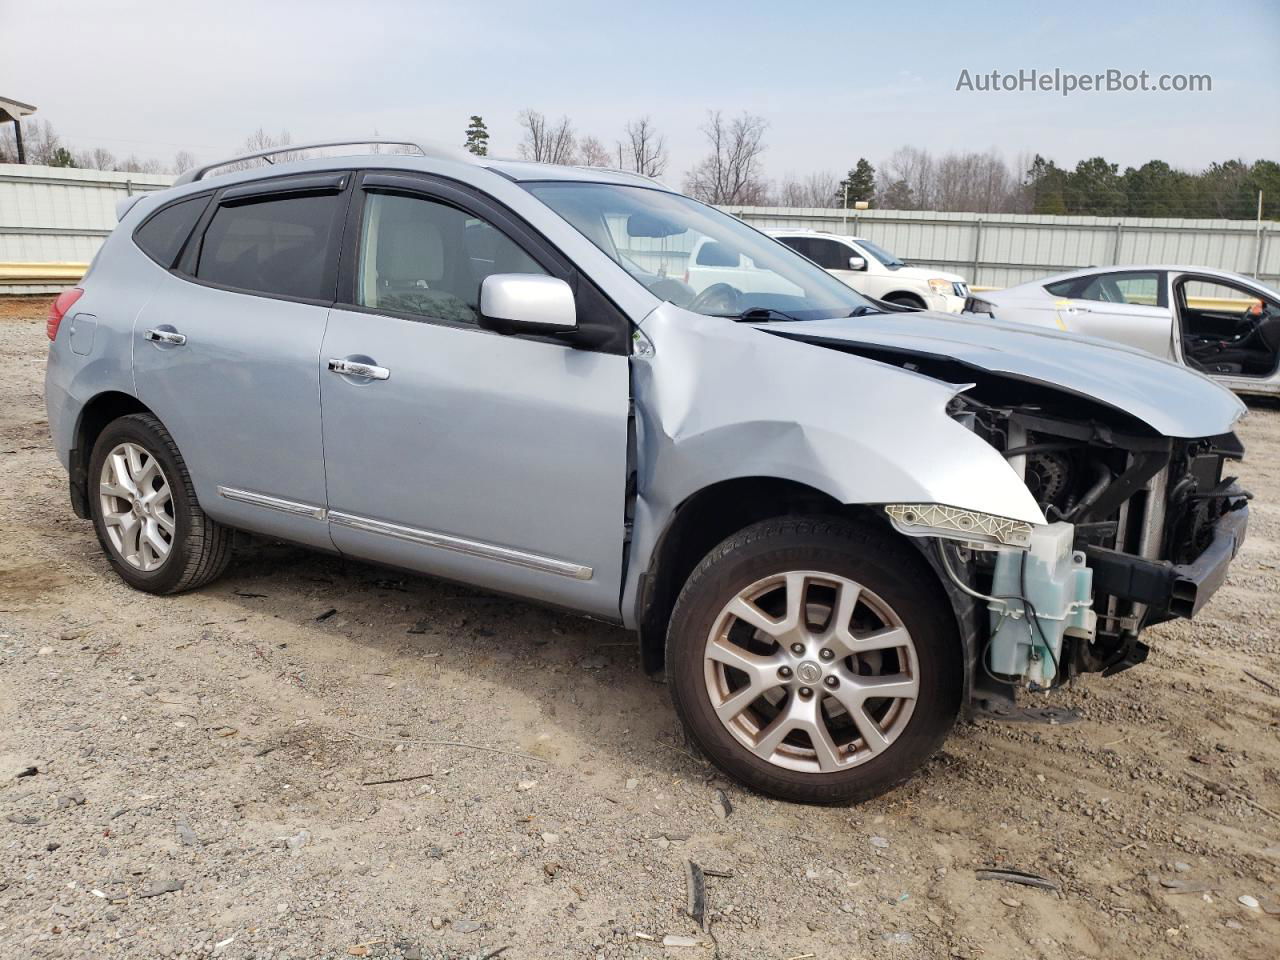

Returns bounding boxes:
[966,265,1280,396]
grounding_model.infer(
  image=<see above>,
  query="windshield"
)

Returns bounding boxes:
[856,238,906,269]
[525,181,874,321]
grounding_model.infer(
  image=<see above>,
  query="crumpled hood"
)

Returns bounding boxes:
[769,311,1246,439]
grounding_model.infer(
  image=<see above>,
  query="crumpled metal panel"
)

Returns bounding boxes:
[620,304,1049,628]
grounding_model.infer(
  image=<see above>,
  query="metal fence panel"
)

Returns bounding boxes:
[725,206,1277,289]
[0,164,174,292]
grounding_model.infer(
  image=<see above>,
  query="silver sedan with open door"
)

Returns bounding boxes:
[966,266,1280,396]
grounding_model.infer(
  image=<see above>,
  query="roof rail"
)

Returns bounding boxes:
[173,138,472,186]
[569,164,666,187]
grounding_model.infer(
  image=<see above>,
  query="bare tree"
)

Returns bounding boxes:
[77,147,118,170]
[684,111,769,205]
[774,171,840,208]
[618,116,667,178]
[17,120,65,165]
[173,150,197,173]
[517,110,577,165]
[116,155,166,174]
[877,146,1028,213]
[877,146,935,210]
[577,135,611,167]
[225,129,297,170]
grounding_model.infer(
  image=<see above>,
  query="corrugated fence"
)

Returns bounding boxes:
[726,206,1277,290]
[0,164,174,293]
[1,163,1276,293]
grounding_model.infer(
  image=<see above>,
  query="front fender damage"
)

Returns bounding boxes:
[621,307,1046,654]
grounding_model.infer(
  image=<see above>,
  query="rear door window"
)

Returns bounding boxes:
[778,236,812,259]
[808,238,853,270]
[194,193,343,301]
[134,196,209,268]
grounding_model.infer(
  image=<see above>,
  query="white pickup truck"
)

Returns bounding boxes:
[770,230,969,312]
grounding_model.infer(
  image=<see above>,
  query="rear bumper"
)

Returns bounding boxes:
[1085,498,1248,620]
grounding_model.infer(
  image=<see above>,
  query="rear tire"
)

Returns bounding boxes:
[88,413,232,594]
[666,516,961,804]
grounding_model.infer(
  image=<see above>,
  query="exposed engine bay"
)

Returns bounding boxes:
[948,383,1249,693]
[788,335,1252,699]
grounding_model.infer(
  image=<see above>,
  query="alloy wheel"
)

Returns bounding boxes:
[703,571,919,773]
[98,441,175,572]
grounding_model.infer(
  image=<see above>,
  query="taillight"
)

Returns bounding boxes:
[47,287,84,341]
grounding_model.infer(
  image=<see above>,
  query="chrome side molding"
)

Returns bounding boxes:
[214,488,593,581]
[328,511,593,581]
[216,486,327,520]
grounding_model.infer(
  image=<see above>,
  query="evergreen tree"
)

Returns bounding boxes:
[49,147,76,168]
[1065,157,1126,215]
[837,158,876,205]
[880,179,913,210]
[464,116,489,156]
[1123,160,1191,217]
[1025,154,1068,214]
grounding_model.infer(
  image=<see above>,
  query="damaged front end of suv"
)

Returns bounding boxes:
[780,315,1250,702]
[899,381,1247,700]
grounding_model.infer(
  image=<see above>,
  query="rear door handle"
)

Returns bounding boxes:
[328,358,390,381]
[144,328,187,345]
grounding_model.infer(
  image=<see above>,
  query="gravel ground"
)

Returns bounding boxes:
[1,300,1278,960]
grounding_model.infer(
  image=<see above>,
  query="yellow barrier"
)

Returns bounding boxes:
[0,262,90,286]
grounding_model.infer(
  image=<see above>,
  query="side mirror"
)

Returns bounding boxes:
[848,256,868,271]
[478,274,577,336]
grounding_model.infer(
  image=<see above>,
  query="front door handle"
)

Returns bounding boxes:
[328,358,390,381]
[144,328,187,345]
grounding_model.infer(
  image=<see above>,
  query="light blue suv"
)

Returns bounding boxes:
[45,139,1249,803]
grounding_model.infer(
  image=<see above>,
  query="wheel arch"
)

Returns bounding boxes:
[630,475,981,703]
[885,290,927,308]
[633,476,875,672]
[68,391,155,518]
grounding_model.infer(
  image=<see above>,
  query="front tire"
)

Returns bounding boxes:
[88,413,232,594]
[666,516,961,804]
[885,294,925,310]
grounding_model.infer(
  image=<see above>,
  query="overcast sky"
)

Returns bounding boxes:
[5,0,1278,181]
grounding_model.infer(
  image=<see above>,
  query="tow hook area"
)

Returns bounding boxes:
[987,522,1096,687]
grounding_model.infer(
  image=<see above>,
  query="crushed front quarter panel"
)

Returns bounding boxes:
[620,304,1047,629]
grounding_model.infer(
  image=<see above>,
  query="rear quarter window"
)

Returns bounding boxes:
[133,196,209,268]
[1044,278,1079,297]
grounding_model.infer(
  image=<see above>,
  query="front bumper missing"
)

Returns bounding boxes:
[1084,500,1248,621]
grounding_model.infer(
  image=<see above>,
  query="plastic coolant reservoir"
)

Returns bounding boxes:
[986,522,1095,686]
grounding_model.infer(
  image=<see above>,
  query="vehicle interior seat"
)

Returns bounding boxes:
[374,212,474,323]
[1186,312,1280,375]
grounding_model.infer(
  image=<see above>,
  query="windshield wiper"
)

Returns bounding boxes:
[847,305,884,317]
[733,307,805,323]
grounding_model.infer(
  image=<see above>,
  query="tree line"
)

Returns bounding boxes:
[2,113,1275,221]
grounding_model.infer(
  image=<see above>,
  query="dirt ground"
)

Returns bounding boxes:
[1,301,1278,960]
